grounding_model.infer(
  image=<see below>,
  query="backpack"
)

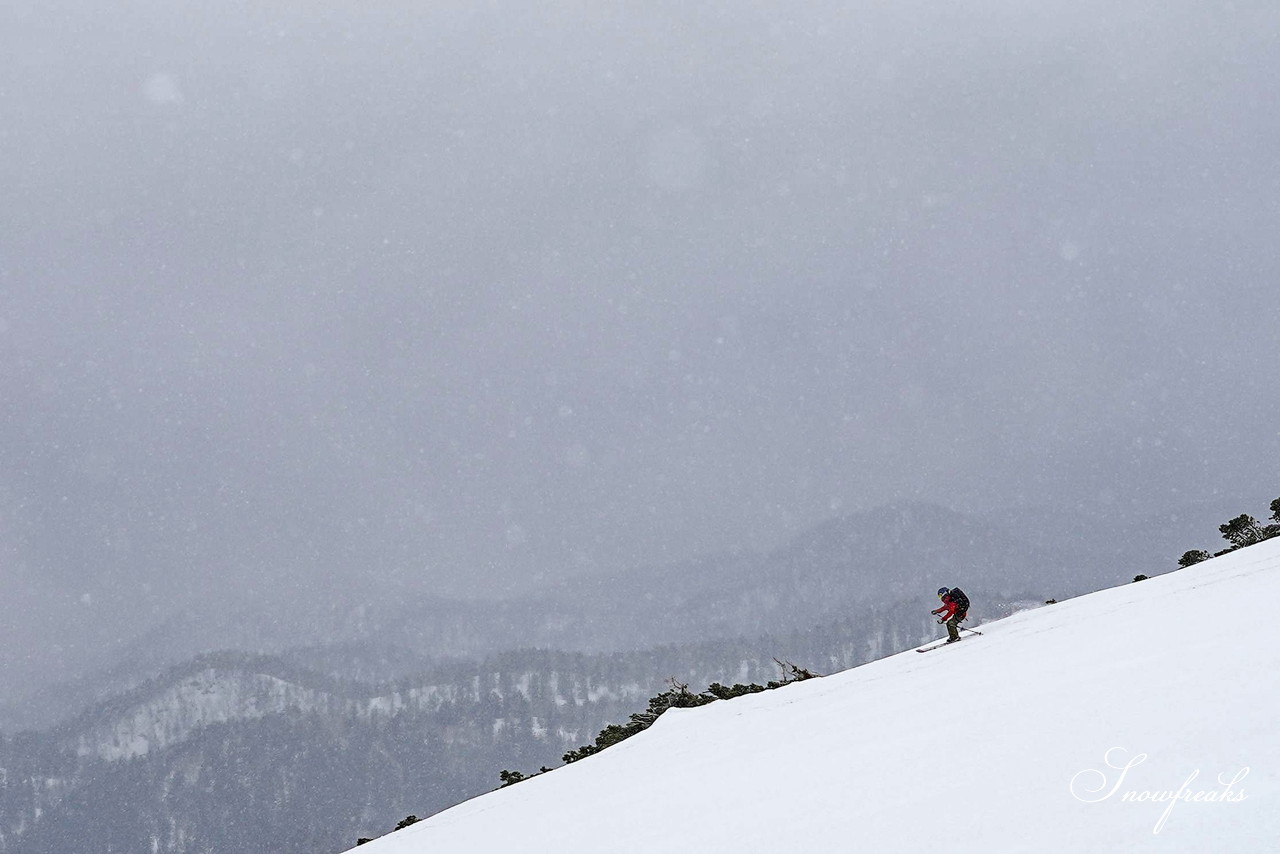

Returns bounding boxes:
[949,587,970,613]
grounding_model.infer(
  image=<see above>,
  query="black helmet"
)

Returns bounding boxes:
[937,587,949,597]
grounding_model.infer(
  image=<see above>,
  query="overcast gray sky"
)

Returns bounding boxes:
[2,1,1278,693]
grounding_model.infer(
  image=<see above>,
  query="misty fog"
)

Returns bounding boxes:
[2,1,1278,699]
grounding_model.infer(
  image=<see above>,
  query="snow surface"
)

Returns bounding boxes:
[347,540,1280,853]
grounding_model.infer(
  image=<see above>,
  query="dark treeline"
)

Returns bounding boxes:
[1178,496,1280,567]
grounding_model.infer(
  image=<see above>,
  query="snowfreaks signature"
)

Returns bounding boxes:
[1070,747,1248,834]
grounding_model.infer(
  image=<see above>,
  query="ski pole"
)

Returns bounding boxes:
[961,626,983,636]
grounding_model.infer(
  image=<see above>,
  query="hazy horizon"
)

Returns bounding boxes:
[3,1,1279,697]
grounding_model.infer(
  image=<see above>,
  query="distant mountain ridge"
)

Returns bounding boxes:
[0,648,650,853]
[514,502,1119,650]
[1,502,1113,732]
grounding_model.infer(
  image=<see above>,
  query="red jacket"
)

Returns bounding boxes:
[932,593,965,621]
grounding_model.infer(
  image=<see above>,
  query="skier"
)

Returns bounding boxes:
[932,587,970,644]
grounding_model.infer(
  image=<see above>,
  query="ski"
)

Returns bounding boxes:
[916,640,960,653]
[916,628,982,652]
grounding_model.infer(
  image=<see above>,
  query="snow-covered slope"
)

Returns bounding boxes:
[347,539,1280,853]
